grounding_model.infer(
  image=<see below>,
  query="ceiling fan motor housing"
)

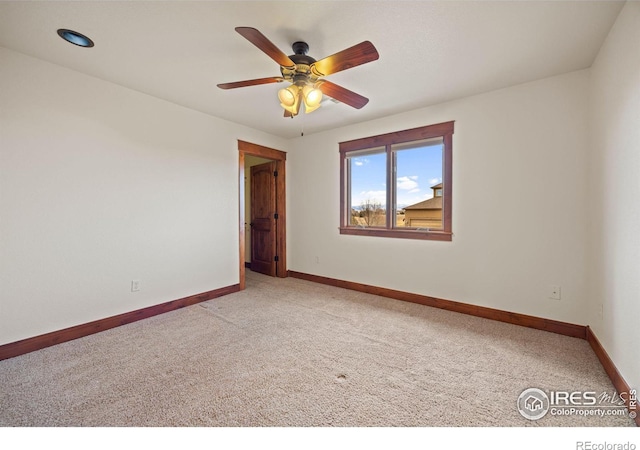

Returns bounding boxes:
[281,42,318,85]
[289,42,316,65]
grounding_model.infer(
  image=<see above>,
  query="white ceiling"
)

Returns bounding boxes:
[0,1,624,139]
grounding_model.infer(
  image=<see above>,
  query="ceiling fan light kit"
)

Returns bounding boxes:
[278,83,322,116]
[217,27,379,118]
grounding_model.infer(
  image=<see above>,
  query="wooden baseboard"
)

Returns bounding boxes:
[0,283,240,361]
[586,326,639,427]
[288,271,586,339]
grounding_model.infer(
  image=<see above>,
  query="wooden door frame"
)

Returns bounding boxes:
[238,140,287,290]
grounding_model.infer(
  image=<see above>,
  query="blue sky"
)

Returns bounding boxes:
[350,142,443,209]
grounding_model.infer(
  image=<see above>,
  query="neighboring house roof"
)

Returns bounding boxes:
[404,196,443,210]
[431,183,443,189]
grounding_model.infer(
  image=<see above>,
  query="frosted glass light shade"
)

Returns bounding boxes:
[303,85,322,107]
[278,86,297,107]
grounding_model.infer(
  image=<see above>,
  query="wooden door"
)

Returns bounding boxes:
[250,161,277,276]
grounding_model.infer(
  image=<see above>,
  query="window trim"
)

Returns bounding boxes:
[339,121,454,241]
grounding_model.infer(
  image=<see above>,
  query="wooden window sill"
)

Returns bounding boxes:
[339,227,453,241]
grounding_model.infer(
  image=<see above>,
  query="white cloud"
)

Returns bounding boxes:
[354,190,386,205]
[397,176,419,191]
[429,177,442,186]
[353,158,368,166]
[408,188,420,194]
[360,190,386,199]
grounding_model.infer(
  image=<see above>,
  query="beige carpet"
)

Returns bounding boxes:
[0,271,634,427]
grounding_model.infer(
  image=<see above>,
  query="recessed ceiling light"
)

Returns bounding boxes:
[57,29,94,48]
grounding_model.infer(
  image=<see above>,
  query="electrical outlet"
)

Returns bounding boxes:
[131,280,140,292]
[548,285,561,300]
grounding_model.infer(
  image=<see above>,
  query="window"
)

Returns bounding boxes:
[339,121,454,241]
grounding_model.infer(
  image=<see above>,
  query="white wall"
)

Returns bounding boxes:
[289,70,590,325]
[588,2,640,392]
[0,47,288,345]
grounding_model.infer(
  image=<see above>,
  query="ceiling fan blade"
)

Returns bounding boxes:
[317,80,369,109]
[235,27,296,68]
[311,41,379,76]
[217,77,284,89]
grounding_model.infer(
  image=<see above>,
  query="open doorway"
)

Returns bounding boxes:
[238,140,287,290]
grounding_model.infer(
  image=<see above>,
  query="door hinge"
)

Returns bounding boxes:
[274,255,279,262]
[274,170,278,177]
[274,213,279,220]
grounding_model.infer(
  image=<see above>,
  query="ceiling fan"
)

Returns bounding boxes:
[217,27,379,117]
